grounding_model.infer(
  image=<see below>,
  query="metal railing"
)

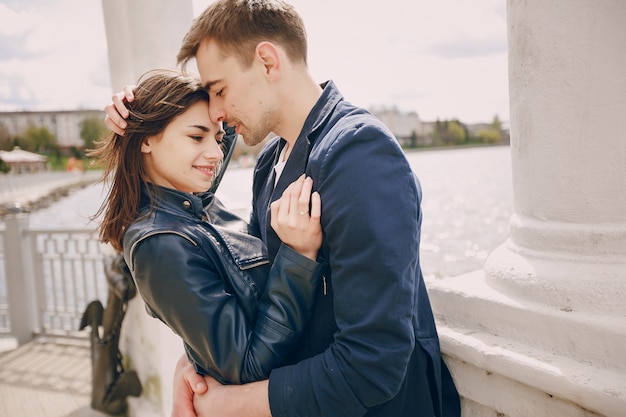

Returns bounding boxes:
[0,210,111,343]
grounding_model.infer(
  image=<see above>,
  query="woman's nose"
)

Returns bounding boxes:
[204,138,224,161]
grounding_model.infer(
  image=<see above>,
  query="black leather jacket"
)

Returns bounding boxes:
[122,183,324,384]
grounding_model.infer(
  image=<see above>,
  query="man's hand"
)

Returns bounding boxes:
[193,377,271,417]
[104,85,136,135]
[171,354,208,417]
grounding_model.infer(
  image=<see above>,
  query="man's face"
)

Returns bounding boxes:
[196,39,278,147]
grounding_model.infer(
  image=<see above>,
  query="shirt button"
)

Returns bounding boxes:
[182,200,191,209]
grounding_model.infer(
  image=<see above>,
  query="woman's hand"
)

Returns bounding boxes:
[270,175,322,260]
[103,85,136,135]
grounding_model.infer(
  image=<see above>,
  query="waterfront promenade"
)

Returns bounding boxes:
[0,337,100,417]
[0,171,102,216]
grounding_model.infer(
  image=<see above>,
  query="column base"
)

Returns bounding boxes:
[484,233,626,316]
[428,268,625,417]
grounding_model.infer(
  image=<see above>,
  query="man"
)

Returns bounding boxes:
[105,1,460,416]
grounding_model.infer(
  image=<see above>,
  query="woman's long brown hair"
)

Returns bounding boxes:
[88,69,209,252]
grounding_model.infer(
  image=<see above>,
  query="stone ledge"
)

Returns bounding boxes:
[429,271,626,371]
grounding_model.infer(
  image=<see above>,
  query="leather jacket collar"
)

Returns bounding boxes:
[139,182,205,220]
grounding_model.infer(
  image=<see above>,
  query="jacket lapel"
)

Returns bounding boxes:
[263,135,311,259]
[271,135,310,201]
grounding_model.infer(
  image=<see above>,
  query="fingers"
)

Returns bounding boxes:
[103,85,136,135]
[171,354,204,417]
[178,356,207,394]
[270,175,304,221]
[298,176,313,216]
[270,175,319,223]
[271,175,322,260]
[104,103,125,136]
[203,375,222,391]
[189,376,208,394]
[289,175,305,221]
[122,84,136,103]
[309,191,321,221]
[112,91,129,118]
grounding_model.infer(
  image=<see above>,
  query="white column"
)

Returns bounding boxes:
[101,2,195,416]
[4,211,39,345]
[101,0,195,90]
[488,0,626,315]
[429,1,626,416]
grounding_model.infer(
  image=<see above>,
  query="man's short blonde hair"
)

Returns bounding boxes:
[177,0,308,71]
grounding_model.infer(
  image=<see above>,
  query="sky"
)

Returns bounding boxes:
[0,0,509,124]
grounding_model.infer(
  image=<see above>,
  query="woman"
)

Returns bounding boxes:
[89,69,324,384]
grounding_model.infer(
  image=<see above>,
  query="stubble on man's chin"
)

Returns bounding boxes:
[242,129,276,147]
[240,108,279,147]
[241,133,262,147]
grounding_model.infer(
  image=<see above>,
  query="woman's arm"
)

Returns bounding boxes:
[129,232,323,385]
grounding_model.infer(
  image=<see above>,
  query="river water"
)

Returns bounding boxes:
[29,145,513,280]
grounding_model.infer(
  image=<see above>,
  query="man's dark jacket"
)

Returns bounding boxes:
[250,81,461,417]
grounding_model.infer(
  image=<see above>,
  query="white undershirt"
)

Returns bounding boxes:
[273,145,289,187]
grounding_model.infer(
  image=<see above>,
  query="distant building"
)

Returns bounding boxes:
[0,110,104,149]
[466,122,511,145]
[371,107,510,147]
[370,107,431,147]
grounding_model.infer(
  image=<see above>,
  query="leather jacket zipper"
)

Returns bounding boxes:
[239,260,270,270]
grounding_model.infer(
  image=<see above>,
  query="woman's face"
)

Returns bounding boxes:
[141,100,224,193]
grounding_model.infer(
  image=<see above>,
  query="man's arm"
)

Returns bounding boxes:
[193,377,271,417]
[173,357,271,417]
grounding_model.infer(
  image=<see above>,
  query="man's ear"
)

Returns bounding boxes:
[255,41,281,79]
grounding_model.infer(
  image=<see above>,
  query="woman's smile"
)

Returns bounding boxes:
[194,164,216,178]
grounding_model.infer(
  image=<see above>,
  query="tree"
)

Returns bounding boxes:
[0,123,14,151]
[410,131,417,148]
[447,120,467,145]
[476,115,504,144]
[81,117,109,151]
[433,119,467,146]
[0,158,10,174]
[491,114,503,131]
[16,125,59,155]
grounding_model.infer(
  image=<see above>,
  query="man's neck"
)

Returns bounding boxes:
[275,71,323,158]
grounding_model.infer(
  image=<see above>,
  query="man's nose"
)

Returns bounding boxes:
[209,100,225,123]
